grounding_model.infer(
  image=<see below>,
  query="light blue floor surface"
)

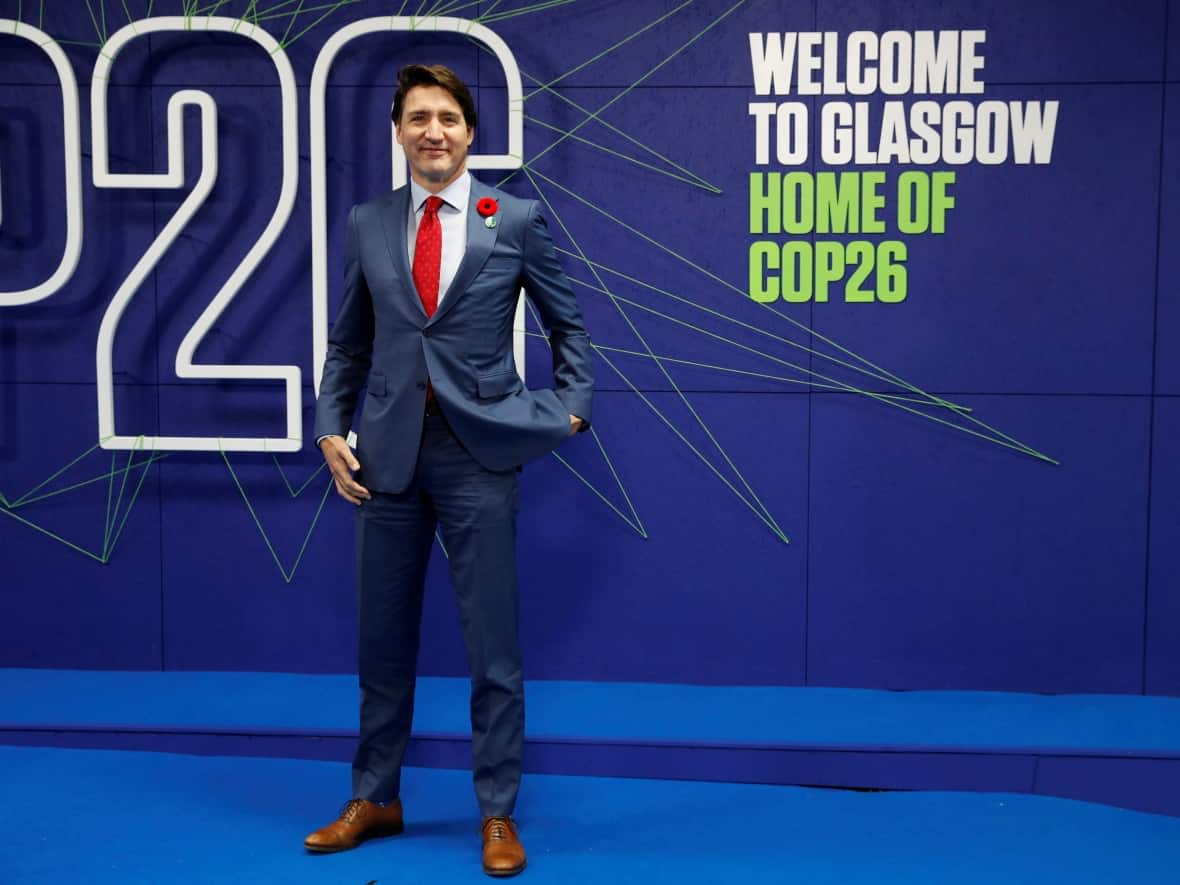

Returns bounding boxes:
[2,746,1179,884]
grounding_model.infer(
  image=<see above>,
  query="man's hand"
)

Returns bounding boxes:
[320,435,371,505]
[568,414,584,436]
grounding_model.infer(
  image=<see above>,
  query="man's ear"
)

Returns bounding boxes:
[466,127,475,147]
[395,124,404,146]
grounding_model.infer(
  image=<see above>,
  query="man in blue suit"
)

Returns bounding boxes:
[304,64,593,877]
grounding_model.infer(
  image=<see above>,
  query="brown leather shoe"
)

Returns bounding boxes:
[481,816,527,877]
[303,798,404,853]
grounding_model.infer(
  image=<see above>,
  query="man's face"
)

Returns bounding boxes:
[395,84,474,191]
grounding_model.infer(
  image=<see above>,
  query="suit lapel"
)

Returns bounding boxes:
[427,175,499,327]
[378,186,425,318]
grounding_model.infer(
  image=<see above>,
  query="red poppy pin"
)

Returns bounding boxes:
[477,197,499,228]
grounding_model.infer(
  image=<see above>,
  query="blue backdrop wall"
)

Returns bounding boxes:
[1,0,1177,696]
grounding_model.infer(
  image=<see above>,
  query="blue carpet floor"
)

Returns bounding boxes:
[2,746,1179,884]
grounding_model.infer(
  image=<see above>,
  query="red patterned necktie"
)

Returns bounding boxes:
[413,195,444,317]
[413,195,444,406]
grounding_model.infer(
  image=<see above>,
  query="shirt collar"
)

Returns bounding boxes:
[410,171,471,215]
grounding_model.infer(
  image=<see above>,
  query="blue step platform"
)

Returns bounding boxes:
[3,669,1180,818]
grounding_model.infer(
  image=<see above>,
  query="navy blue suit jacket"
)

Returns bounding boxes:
[314,175,594,493]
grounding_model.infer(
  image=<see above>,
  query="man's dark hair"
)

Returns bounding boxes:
[390,64,478,130]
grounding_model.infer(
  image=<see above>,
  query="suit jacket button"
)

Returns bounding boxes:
[416,382,426,390]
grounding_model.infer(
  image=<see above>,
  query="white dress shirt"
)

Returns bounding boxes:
[407,172,470,305]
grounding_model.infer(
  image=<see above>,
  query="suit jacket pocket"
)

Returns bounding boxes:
[477,370,523,400]
[367,371,387,398]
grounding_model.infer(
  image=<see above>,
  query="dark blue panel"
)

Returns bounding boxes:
[0,383,162,669]
[151,381,305,442]
[146,26,307,89]
[817,0,1167,84]
[0,85,72,295]
[1146,397,1180,695]
[808,393,1150,693]
[1171,0,1180,81]
[809,85,1159,395]
[1157,85,1180,395]
[155,425,355,673]
[321,80,421,208]
[420,389,808,684]
[0,85,159,385]
[1035,755,1180,818]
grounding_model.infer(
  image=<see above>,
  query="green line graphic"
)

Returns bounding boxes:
[588,340,970,410]
[103,440,158,561]
[557,249,970,408]
[566,276,987,429]
[0,506,107,563]
[103,448,130,556]
[274,0,359,48]
[272,456,328,498]
[5,440,107,508]
[523,165,783,540]
[527,167,1056,464]
[81,0,104,43]
[431,0,477,18]
[593,345,790,542]
[522,300,647,538]
[221,449,335,583]
[484,58,720,192]
[5,455,168,508]
[524,114,718,192]
[479,0,576,25]
[230,0,306,17]
[202,0,235,17]
[119,0,138,29]
[0,438,161,563]
[500,0,746,185]
[523,1,691,98]
[551,450,646,536]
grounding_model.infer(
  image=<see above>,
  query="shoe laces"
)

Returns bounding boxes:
[485,817,512,841]
[339,799,367,823]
